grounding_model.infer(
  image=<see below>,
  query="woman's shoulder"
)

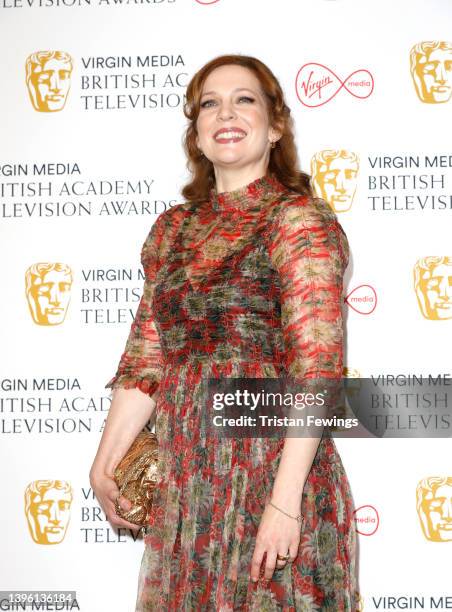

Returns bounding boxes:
[141,200,193,265]
[264,191,350,269]
[266,190,340,230]
[155,199,192,222]
[150,200,193,234]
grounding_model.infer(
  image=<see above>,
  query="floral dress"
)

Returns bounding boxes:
[105,172,359,611]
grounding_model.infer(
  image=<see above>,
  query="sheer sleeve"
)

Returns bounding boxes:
[266,195,350,387]
[104,213,166,400]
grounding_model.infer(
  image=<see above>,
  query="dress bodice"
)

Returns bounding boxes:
[105,171,350,397]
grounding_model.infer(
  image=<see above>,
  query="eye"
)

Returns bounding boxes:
[200,95,255,108]
[37,284,52,295]
[200,99,215,108]
[425,278,439,290]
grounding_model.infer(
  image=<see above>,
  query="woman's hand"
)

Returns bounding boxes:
[89,470,142,534]
[88,388,157,535]
[250,500,302,583]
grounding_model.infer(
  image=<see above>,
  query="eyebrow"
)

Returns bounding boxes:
[200,87,257,97]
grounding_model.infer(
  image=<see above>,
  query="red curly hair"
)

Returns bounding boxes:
[181,54,313,203]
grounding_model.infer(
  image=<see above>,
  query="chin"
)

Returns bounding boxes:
[212,155,246,165]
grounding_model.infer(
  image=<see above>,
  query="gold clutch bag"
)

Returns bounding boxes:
[113,430,159,528]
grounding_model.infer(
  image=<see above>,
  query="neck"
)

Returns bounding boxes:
[213,161,270,193]
[208,170,287,213]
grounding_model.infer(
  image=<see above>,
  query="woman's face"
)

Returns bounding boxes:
[195,64,280,171]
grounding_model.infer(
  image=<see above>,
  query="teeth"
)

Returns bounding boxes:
[215,132,246,140]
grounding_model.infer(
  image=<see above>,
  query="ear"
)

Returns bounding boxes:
[270,119,284,143]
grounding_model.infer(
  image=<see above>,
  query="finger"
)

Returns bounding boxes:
[106,483,121,503]
[114,517,143,532]
[250,546,265,582]
[107,495,126,520]
[109,505,143,531]
[108,507,142,531]
[105,498,141,531]
[288,541,299,562]
[264,550,277,580]
[116,494,133,511]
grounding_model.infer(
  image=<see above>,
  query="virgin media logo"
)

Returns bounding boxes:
[345,284,377,315]
[295,62,374,107]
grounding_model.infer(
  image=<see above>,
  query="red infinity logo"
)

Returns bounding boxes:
[345,284,377,315]
[295,62,374,107]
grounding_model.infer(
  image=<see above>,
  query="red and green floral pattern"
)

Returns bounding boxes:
[106,173,359,611]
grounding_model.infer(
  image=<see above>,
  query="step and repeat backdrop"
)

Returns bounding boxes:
[1,0,452,610]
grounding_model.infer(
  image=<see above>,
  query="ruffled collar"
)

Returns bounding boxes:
[208,172,288,212]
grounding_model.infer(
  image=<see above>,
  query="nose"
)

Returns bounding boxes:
[49,503,60,523]
[440,498,452,519]
[438,276,451,298]
[335,170,347,192]
[49,284,61,305]
[435,62,447,84]
[217,101,236,121]
[49,72,61,92]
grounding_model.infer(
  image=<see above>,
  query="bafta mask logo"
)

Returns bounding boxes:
[410,41,452,104]
[26,50,73,112]
[25,262,73,326]
[311,150,359,213]
[24,480,73,545]
[413,257,452,320]
[416,476,452,541]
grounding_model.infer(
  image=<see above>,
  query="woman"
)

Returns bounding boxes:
[90,54,359,611]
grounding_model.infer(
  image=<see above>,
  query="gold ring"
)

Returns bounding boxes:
[276,553,290,561]
[114,496,122,513]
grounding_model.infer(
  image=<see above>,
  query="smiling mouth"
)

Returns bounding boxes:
[214,131,247,143]
[46,527,63,532]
